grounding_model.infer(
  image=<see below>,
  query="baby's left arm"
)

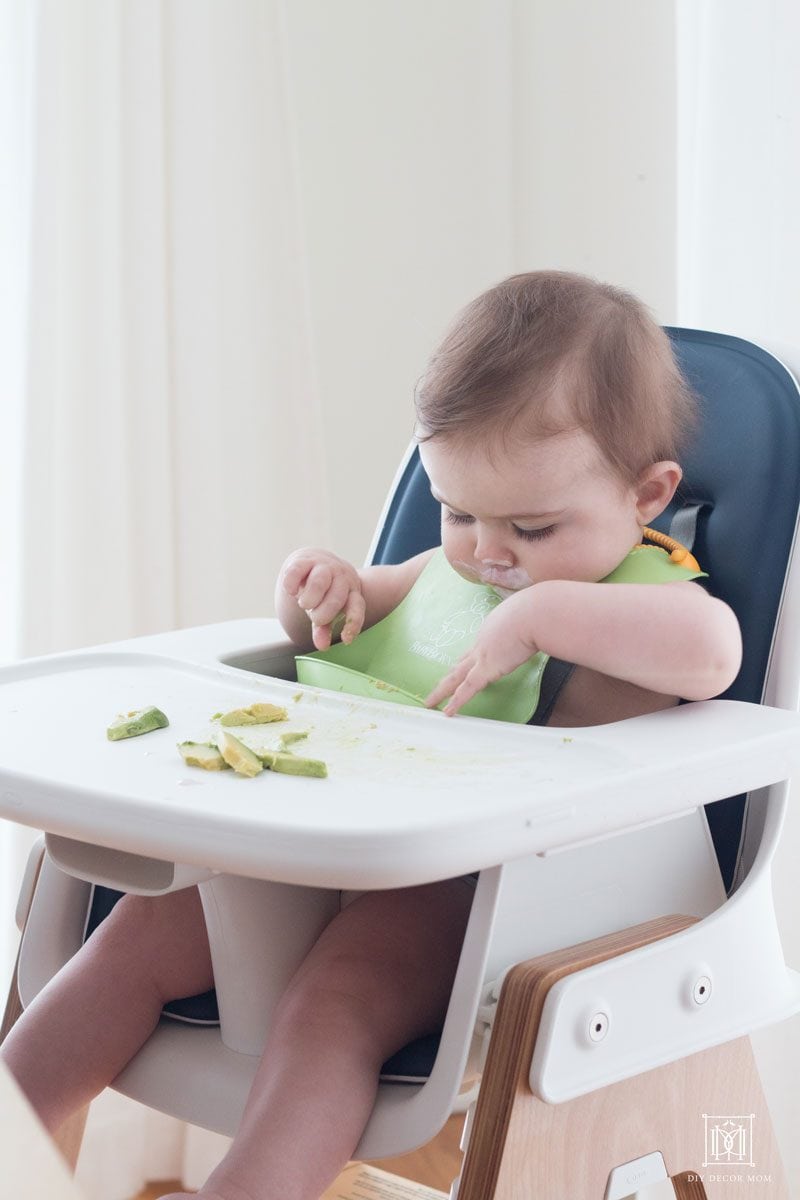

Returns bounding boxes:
[426,580,742,717]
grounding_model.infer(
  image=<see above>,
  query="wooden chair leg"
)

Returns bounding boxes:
[457,915,790,1199]
[1,843,89,1172]
[673,1172,710,1199]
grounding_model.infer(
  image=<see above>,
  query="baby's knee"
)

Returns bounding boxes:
[278,935,435,1064]
[101,889,200,948]
[88,888,212,998]
[279,949,389,1035]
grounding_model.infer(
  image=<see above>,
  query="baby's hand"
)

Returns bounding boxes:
[425,590,540,716]
[278,549,366,651]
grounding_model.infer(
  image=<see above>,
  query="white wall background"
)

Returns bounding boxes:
[286,0,681,568]
[677,0,800,347]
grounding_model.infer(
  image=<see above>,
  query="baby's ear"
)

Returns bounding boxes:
[634,461,682,524]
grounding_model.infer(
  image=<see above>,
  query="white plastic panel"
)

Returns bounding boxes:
[530,866,800,1103]
[44,833,217,894]
[482,808,726,987]
[16,852,92,1009]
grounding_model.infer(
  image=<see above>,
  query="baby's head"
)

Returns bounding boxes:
[414,271,697,590]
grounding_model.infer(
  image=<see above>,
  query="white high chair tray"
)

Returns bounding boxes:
[1,619,800,889]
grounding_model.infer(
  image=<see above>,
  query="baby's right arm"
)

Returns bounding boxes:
[275,546,435,652]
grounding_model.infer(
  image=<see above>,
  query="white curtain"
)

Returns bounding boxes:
[19,0,330,657]
[0,0,36,1024]
[2,0,328,1194]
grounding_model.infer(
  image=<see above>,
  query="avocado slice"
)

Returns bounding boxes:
[217,731,264,777]
[218,702,288,726]
[255,749,327,779]
[107,706,169,741]
[276,730,310,750]
[178,741,230,771]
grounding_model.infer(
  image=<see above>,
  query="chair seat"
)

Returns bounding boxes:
[88,884,439,1083]
[161,992,439,1081]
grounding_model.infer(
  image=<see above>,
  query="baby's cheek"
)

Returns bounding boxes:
[447,556,478,584]
[528,542,589,584]
[441,527,471,572]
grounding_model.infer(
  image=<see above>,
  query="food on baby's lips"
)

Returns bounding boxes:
[178,741,230,771]
[217,731,264,777]
[256,748,328,778]
[107,706,169,741]
[217,702,288,726]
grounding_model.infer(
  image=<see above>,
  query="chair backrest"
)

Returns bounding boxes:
[370,329,800,892]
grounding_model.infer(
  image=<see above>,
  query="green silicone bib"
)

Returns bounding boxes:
[601,543,707,585]
[295,544,706,724]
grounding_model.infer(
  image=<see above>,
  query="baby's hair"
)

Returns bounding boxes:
[414,270,698,483]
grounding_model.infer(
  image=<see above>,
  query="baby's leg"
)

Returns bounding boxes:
[187,877,473,1200]
[1,885,213,1135]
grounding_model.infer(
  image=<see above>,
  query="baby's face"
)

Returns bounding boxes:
[419,429,650,592]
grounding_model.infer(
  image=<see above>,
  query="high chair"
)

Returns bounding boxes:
[2,328,800,1199]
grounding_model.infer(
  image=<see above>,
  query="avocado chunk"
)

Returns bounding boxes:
[218,703,288,726]
[276,730,310,751]
[261,750,327,779]
[217,730,264,777]
[272,752,327,778]
[178,741,230,771]
[107,706,169,741]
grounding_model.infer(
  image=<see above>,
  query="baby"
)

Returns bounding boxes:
[1,271,742,1200]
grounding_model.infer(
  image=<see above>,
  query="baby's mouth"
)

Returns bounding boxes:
[452,560,533,593]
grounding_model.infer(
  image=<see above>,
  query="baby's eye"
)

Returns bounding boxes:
[444,510,474,526]
[513,524,556,542]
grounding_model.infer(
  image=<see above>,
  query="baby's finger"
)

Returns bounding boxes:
[442,666,487,717]
[312,621,334,651]
[306,574,351,629]
[281,557,316,598]
[297,563,334,613]
[425,663,470,710]
[340,589,366,644]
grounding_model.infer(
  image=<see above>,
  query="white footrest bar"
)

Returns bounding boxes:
[604,1152,669,1199]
